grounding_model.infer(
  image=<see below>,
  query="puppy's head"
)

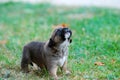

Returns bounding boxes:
[48,27,72,47]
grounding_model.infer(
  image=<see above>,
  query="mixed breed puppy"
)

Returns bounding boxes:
[21,26,72,80]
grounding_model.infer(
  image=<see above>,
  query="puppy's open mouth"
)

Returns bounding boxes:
[65,32,70,39]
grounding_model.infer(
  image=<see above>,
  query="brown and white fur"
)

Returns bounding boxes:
[21,27,72,80]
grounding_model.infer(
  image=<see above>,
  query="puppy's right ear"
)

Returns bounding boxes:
[48,38,55,47]
[69,39,72,43]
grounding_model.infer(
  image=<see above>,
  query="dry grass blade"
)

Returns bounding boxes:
[94,62,105,66]
[0,40,7,45]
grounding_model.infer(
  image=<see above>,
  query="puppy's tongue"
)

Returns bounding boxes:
[65,32,70,39]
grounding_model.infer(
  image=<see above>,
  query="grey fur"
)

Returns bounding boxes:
[21,28,72,80]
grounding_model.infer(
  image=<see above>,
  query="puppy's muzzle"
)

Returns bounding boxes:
[62,28,72,39]
[65,32,70,39]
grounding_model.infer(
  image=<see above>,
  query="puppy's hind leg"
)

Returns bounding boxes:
[21,46,31,73]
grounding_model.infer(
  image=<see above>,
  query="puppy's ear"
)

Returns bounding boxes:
[69,39,72,43]
[48,38,55,47]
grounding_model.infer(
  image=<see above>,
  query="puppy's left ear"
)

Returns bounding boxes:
[69,39,72,43]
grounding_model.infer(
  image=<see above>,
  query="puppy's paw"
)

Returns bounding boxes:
[65,70,71,76]
[54,77,58,80]
[50,76,58,80]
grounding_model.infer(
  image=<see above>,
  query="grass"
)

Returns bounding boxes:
[0,2,120,80]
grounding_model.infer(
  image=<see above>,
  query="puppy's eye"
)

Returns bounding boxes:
[57,30,62,35]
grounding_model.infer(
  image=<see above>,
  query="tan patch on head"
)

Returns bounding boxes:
[52,24,69,29]
[61,24,69,28]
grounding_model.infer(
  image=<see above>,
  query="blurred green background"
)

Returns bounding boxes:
[0,1,120,80]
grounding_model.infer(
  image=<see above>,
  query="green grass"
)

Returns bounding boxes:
[0,2,120,80]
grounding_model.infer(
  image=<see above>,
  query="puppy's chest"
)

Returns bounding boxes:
[55,49,68,67]
[57,40,69,67]
[57,55,67,67]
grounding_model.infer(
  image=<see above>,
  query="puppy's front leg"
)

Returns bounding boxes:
[47,65,58,80]
[61,60,71,75]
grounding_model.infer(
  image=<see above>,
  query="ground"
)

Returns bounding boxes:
[0,2,120,80]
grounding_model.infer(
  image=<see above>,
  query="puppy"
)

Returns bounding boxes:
[21,27,72,80]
